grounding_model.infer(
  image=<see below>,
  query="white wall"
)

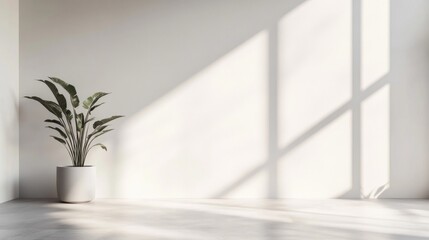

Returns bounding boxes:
[0,0,19,203]
[19,0,429,199]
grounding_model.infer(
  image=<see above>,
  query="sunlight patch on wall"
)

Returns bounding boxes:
[361,85,390,199]
[361,0,390,90]
[278,111,352,198]
[221,169,268,198]
[278,0,352,148]
[109,31,268,198]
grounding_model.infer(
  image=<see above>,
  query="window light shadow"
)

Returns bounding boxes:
[85,0,392,199]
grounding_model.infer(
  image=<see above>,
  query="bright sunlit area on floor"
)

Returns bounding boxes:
[2,0,429,239]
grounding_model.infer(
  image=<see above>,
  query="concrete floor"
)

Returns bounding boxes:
[1,199,429,240]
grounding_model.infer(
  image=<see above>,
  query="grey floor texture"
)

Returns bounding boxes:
[1,199,429,240]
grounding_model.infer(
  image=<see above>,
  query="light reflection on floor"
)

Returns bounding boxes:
[1,199,429,240]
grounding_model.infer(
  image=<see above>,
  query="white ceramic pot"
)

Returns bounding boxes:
[57,166,96,203]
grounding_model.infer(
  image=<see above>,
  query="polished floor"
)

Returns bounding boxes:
[1,199,429,240]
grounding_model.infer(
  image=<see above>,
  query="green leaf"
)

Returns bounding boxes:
[65,110,73,121]
[96,125,109,132]
[91,129,113,140]
[93,143,107,151]
[88,125,108,139]
[85,117,95,124]
[45,119,63,127]
[25,96,62,118]
[37,80,67,111]
[89,102,104,112]
[45,119,71,135]
[93,115,123,129]
[83,92,109,109]
[51,135,66,144]
[46,126,67,139]
[76,113,84,131]
[49,77,80,108]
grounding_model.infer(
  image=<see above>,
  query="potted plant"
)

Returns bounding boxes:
[25,77,123,203]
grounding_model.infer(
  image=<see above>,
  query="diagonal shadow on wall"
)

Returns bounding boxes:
[214,0,393,199]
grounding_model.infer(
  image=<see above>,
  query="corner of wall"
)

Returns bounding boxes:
[0,0,20,203]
